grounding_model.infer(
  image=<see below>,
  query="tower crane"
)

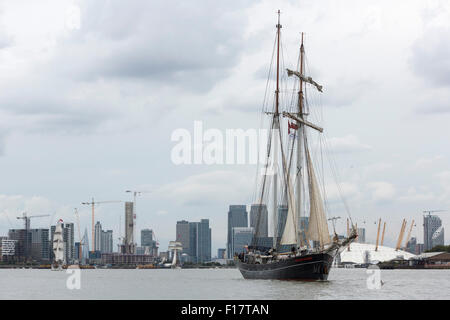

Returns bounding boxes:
[16,212,50,261]
[423,210,446,215]
[81,198,122,253]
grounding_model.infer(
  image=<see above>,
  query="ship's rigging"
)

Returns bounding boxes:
[248,10,356,256]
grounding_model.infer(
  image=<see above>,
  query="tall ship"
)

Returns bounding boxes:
[52,219,65,271]
[237,11,357,280]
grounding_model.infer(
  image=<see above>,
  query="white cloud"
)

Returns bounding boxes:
[324,181,361,204]
[367,182,396,203]
[0,194,64,232]
[398,187,436,203]
[155,169,254,207]
[413,155,444,168]
[326,135,372,153]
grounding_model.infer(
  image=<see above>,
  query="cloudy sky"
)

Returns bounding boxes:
[0,0,449,254]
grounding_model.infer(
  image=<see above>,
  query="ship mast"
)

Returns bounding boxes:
[296,33,305,248]
[272,10,281,248]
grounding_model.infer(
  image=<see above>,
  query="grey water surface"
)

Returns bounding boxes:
[0,268,448,300]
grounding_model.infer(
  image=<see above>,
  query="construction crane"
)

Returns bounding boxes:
[81,198,122,253]
[423,210,446,215]
[16,212,50,261]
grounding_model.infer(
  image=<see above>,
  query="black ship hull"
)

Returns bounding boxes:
[237,252,334,281]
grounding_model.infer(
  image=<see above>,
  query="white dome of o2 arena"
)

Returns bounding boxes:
[338,243,416,264]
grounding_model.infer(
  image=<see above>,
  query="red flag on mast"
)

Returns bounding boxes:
[288,121,298,134]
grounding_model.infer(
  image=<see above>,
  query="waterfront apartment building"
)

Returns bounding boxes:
[30,228,50,261]
[7,228,50,262]
[227,205,248,258]
[63,223,75,264]
[8,229,28,260]
[424,214,445,251]
[1,239,17,262]
[101,230,113,253]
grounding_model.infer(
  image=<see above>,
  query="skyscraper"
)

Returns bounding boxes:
[277,205,288,239]
[94,221,102,252]
[424,214,445,251]
[124,202,135,253]
[250,204,268,238]
[74,242,81,260]
[196,219,212,263]
[406,237,417,254]
[101,230,113,253]
[217,248,226,259]
[141,229,154,247]
[93,221,113,254]
[141,228,157,256]
[82,227,89,260]
[176,219,211,263]
[50,225,56,260]
[227,205,248,258]
[232,227,254,256]
[176,220,191,255]
[432,226,445,249]
[63,223,75,264]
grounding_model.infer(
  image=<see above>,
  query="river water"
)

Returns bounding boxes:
[0,268,448,300]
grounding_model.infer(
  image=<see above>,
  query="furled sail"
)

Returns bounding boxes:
[305,147,331,247]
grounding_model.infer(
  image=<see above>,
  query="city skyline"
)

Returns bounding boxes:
[0,205,446,262]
